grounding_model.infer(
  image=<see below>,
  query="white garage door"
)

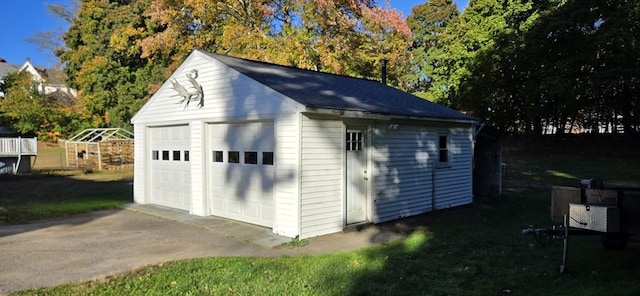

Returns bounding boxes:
[149,125,191,211]
[207,122,275,227]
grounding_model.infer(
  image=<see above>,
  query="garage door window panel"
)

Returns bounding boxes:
[244,152,257,164]
[162,150,170,160]
[173,150,181,161]
[213,151,223,162]
[263,152,274,165]
[152,150,159,160]
[228,151,240,163]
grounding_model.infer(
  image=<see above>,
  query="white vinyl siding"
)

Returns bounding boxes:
[132,52,303,126]
[371,124,473,223]
[434,128,473,209]
[132,50,304,222]
[189,121,206,215]
[299,116,343,238]
[371,125,433,223]
[133,124,146,204]
[273,113,301,237]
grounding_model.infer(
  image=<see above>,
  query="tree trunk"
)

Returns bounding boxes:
[621,95,634,136]
[533,117,543,136]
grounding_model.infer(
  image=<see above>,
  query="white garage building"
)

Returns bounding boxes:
[132,50,477,239]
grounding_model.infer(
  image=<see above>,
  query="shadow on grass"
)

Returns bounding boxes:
[343,193,640,295]
[0,168,132,236]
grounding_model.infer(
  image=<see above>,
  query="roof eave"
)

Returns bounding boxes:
[304,107,477,124]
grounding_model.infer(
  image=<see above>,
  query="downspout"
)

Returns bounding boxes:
[473,123,485,139]
[431,162,436,212]
[297,113,304,238]
[472,122,481,201]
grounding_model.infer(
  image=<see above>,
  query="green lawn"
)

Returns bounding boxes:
[504,153,640,187]
[6,139,640,295]
[0,143,133,225]
[14,191,640,296]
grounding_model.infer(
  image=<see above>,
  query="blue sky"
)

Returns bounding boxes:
[0,0,72,67]
[0,0,468,68]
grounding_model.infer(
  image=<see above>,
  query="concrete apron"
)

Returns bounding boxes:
[0,204,405,293]
[124,204,291,248]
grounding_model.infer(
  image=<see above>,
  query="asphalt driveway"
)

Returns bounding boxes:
[0,205,405,293]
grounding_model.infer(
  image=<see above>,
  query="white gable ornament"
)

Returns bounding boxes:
[170,69,204,109]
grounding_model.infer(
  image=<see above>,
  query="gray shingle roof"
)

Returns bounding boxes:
[203,51,475,122]
[0,61,19,78]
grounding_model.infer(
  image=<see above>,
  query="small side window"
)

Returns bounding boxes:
[346,131,363,151]
[228,151,240,163]
[152,150,159,160]
[162,150,170,160]
[438,134,449,164]
[262,152,274,165]
[173,150,181,161]
[184,151,190,161]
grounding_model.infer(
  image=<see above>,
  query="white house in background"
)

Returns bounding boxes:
[18,59,77,99]
[0,58,77,100]
[0,59,38,174]
[132,50,479,239]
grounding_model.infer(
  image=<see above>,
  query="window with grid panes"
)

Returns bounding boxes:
[438,134,449,164]
[346,131,363,151]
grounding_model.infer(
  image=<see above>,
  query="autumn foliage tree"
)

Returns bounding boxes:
[56,0,412,129]
[51,0,639,137]
[58,0,168,128]
[0,72,84,141]
[140,0,412,84]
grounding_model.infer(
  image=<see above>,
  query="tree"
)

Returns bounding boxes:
[0,72,83,141]
[450,0,544,133]
[406,0,459,99]
[52,0,454,130]
[429,0,639,135]
[140,0,412,86]
[57,0,412,129]
[589,0,640,135]
[0,72,47,135]
[58,0,167,128]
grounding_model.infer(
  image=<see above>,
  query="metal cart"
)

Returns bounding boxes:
[522,178,640,273]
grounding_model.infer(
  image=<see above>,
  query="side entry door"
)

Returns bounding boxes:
[345,128,367,224]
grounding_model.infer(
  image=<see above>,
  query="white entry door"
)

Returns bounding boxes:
[346,128,367,224]
[207,122,275,227]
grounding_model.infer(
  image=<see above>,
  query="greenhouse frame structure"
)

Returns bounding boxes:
[65,128,134,170]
